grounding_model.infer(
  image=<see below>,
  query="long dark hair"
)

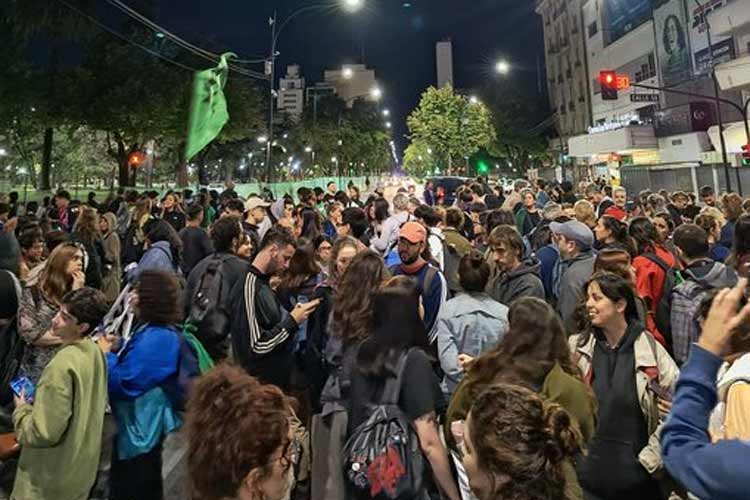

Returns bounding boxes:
[628,216,659,255]
[577,271,640,347]
[463,298,580,398]
[298,207,321,241]
[373,198,390,223]
[357,277,428,378]
[330,251,387,345]
[280,238,320,292]
[599,215,634,254]
[729,214,750,273]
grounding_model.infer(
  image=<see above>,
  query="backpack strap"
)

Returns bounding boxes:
[381,349,413,405]
[641,331,660,382]
[642,252,670,273]
[423,265,438,296]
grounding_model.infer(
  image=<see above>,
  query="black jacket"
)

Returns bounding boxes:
[230,266,299,390]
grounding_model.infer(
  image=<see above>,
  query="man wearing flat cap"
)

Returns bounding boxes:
[552,220,596,334]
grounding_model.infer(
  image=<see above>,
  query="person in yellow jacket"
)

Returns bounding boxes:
[12,288,110,500]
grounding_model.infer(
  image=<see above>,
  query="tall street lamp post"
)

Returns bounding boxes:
[265,0,365,183]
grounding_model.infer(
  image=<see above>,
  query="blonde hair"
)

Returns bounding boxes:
[574,200,596,228]
[700,205,726,228]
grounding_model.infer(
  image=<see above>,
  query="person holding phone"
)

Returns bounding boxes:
[662,279,750,499]
[231,227,319,391]
[571,272,679,500]
[12,287,109,500]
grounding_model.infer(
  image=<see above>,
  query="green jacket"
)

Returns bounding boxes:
[12,339,108,500]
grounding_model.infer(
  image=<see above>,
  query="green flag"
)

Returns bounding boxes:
[185,53,235,161]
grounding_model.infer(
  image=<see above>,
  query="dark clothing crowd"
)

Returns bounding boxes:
[0,177,749,500]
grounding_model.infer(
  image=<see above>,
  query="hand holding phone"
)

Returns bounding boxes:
[11,377,36,405]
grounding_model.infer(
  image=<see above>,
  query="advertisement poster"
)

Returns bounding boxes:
[603,0,652,45]
[688,0,735,75]
[654,0,692,87]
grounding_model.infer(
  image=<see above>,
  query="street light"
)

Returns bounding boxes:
[257,135,269,144]
[0,148,6,157]
[342,67,354,79]
[469,95,481,105]
[342,0,365,12]
[383,109,390,117]
[385,121,392,129]
[265,0,365,183]
[304,146,312,153]
[495,60,510,75]
[370,86,383,100]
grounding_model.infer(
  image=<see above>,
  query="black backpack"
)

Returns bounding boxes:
[642,252,678,349]
[344,349,425,500]
[440,237,462,294]
[188,254,233,361]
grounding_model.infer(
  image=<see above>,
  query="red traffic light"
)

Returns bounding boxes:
[128,151,145,167]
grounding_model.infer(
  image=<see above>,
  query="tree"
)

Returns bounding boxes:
[10,0,97,190]
[485,84,551,174]
[407,84,496,175]
[402,141,435,179]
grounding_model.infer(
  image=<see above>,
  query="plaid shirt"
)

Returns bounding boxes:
[670,280,707,366]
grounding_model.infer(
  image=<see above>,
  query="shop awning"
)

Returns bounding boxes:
[568,125,657,158]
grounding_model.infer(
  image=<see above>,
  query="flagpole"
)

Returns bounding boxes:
[266,12,277,184]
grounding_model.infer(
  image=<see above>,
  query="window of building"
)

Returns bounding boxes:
[634,53,657,82]
[588,21,598,38]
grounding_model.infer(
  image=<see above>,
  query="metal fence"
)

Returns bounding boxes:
[620,164,750,197]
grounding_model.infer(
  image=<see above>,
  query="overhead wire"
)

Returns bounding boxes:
[55,0,199,73]
[103,0,269,79]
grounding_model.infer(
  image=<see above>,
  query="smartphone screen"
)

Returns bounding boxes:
[11,377,36,403]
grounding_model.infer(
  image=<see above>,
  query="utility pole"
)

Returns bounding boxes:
[266,12,277,184]
[695,0,733,193]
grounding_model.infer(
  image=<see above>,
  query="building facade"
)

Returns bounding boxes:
[535,0,592,145]
[436,38,454,88]
[277,65,305,122]
[566,0,745,185]
[323,64,378,107]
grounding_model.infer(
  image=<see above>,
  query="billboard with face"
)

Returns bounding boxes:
[655,0,692,86]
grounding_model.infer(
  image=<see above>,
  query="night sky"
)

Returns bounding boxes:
[63,0,544,153]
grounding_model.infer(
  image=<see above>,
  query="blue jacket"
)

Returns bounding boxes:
[436,292,508,396]
[662,345,750,500]
[127,241,177,283]
[106,323,180,400]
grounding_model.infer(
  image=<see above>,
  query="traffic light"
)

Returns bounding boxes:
[600,71,618,101]
[476,159,489,175]
[742,144,750,166]
[128,151,145,167]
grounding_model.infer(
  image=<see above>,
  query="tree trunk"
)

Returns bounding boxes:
[39,128,53,191]
[176,143,188,188]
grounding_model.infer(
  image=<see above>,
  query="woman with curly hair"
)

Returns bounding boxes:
[185,364,296,500]
[446,297,595,500]
[462,383,583,500]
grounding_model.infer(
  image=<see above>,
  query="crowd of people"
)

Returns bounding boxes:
[0,176,749,500]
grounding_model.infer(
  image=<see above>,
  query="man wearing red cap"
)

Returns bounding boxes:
[388,221,447,345]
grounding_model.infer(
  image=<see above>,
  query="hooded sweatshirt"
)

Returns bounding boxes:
[489,256,545,306]
[670,259,738,365]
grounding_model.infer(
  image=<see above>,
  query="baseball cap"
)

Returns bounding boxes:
[604,205,627,221]
[399,221,427,244]
[244,196,270,212]
[550,220,594,250]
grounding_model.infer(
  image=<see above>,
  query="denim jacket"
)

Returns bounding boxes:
[436,292,509,396]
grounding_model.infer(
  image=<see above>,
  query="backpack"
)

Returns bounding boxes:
[343,349,425,500]
[187,254,233,361]
[162,325,214,411]
[441,239,462,294]
[642,252,680,349]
